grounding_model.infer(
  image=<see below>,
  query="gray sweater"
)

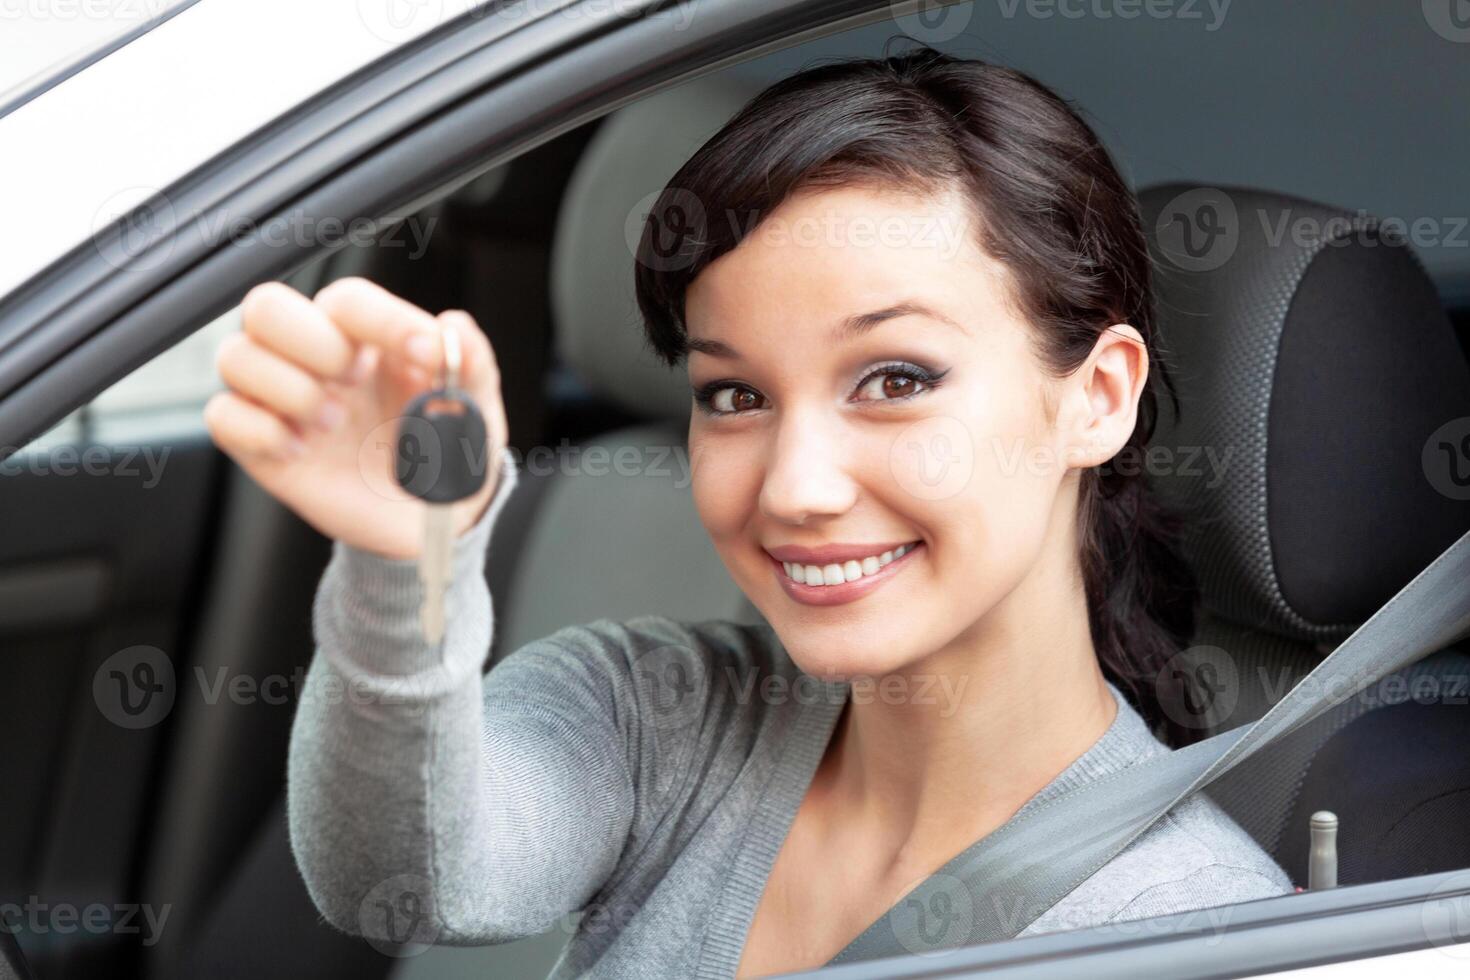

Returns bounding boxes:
[287,448,1295,978]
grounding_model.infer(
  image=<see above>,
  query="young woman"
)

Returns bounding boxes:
[206,47,1292,978]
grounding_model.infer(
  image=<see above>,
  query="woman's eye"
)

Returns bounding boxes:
[694,383,766,415]
[692,364,946,417]
[853,365,944,403]
[713,386,763,413]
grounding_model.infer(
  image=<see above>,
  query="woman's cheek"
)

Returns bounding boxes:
[689,431,760,554]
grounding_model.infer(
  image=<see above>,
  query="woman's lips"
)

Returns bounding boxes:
[772,541,924,606]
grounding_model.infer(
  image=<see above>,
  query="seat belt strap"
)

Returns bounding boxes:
[829,527,1470,965]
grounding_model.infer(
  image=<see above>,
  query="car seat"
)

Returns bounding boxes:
[1137,183,1470,885]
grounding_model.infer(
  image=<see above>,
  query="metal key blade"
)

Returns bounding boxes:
[419,504,455,645]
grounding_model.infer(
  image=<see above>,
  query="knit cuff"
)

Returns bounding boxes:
[314,447,521,701]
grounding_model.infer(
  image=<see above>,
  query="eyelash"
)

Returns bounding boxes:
[690,361,950,418]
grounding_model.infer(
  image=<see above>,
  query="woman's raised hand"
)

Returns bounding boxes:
[204,277,509,559]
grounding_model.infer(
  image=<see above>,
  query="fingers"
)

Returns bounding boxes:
[312,276,441,371]
[241,281,356,380]
[215,333,345,432]
[204,390,306,462]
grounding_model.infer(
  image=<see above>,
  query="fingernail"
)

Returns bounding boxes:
[405,333,436,368]
[280,437,308,460]
[316,400,346,431]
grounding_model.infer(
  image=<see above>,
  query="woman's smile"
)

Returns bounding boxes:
[766,539,925,606]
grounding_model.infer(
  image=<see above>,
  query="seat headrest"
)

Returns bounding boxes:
[550,74,764,423]
[1139,183,1470,644]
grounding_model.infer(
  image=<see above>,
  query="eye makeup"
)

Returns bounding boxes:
[690,359,951,417]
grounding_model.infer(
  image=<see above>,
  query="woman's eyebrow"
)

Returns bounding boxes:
[685,300,964,360]
[838,301,966,340]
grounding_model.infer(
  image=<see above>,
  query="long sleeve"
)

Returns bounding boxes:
[285,448,636,947]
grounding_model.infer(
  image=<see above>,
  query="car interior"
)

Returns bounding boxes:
[3,4,1470,978]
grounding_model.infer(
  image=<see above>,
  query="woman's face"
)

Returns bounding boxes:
[685,182,1140,681]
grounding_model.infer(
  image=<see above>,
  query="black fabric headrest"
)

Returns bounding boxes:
[1138,183,1470,645]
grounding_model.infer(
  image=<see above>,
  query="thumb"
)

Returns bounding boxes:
[437,309,507,448]
[435,310,498,391]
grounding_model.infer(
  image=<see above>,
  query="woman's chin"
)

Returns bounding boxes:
[778,639,915,683]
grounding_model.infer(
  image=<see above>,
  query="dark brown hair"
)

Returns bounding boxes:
[633,45,1200,745]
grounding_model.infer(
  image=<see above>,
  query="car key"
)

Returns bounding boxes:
[394,321,489,645]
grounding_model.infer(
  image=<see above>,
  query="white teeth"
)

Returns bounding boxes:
[783,542,919,586]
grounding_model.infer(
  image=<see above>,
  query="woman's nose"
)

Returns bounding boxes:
[758,413,858,525]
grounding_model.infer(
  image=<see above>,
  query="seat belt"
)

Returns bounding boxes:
[829,527,1470,965]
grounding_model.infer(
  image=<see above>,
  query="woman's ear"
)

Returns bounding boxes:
[1060,324,1148,470]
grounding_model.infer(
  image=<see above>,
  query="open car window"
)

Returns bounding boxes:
[1,3,1469,979]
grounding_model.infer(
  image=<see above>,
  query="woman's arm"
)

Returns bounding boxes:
[286,449,636,945]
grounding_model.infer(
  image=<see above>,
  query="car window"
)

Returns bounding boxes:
[4,4,1470,979]
[22,307,235,454]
